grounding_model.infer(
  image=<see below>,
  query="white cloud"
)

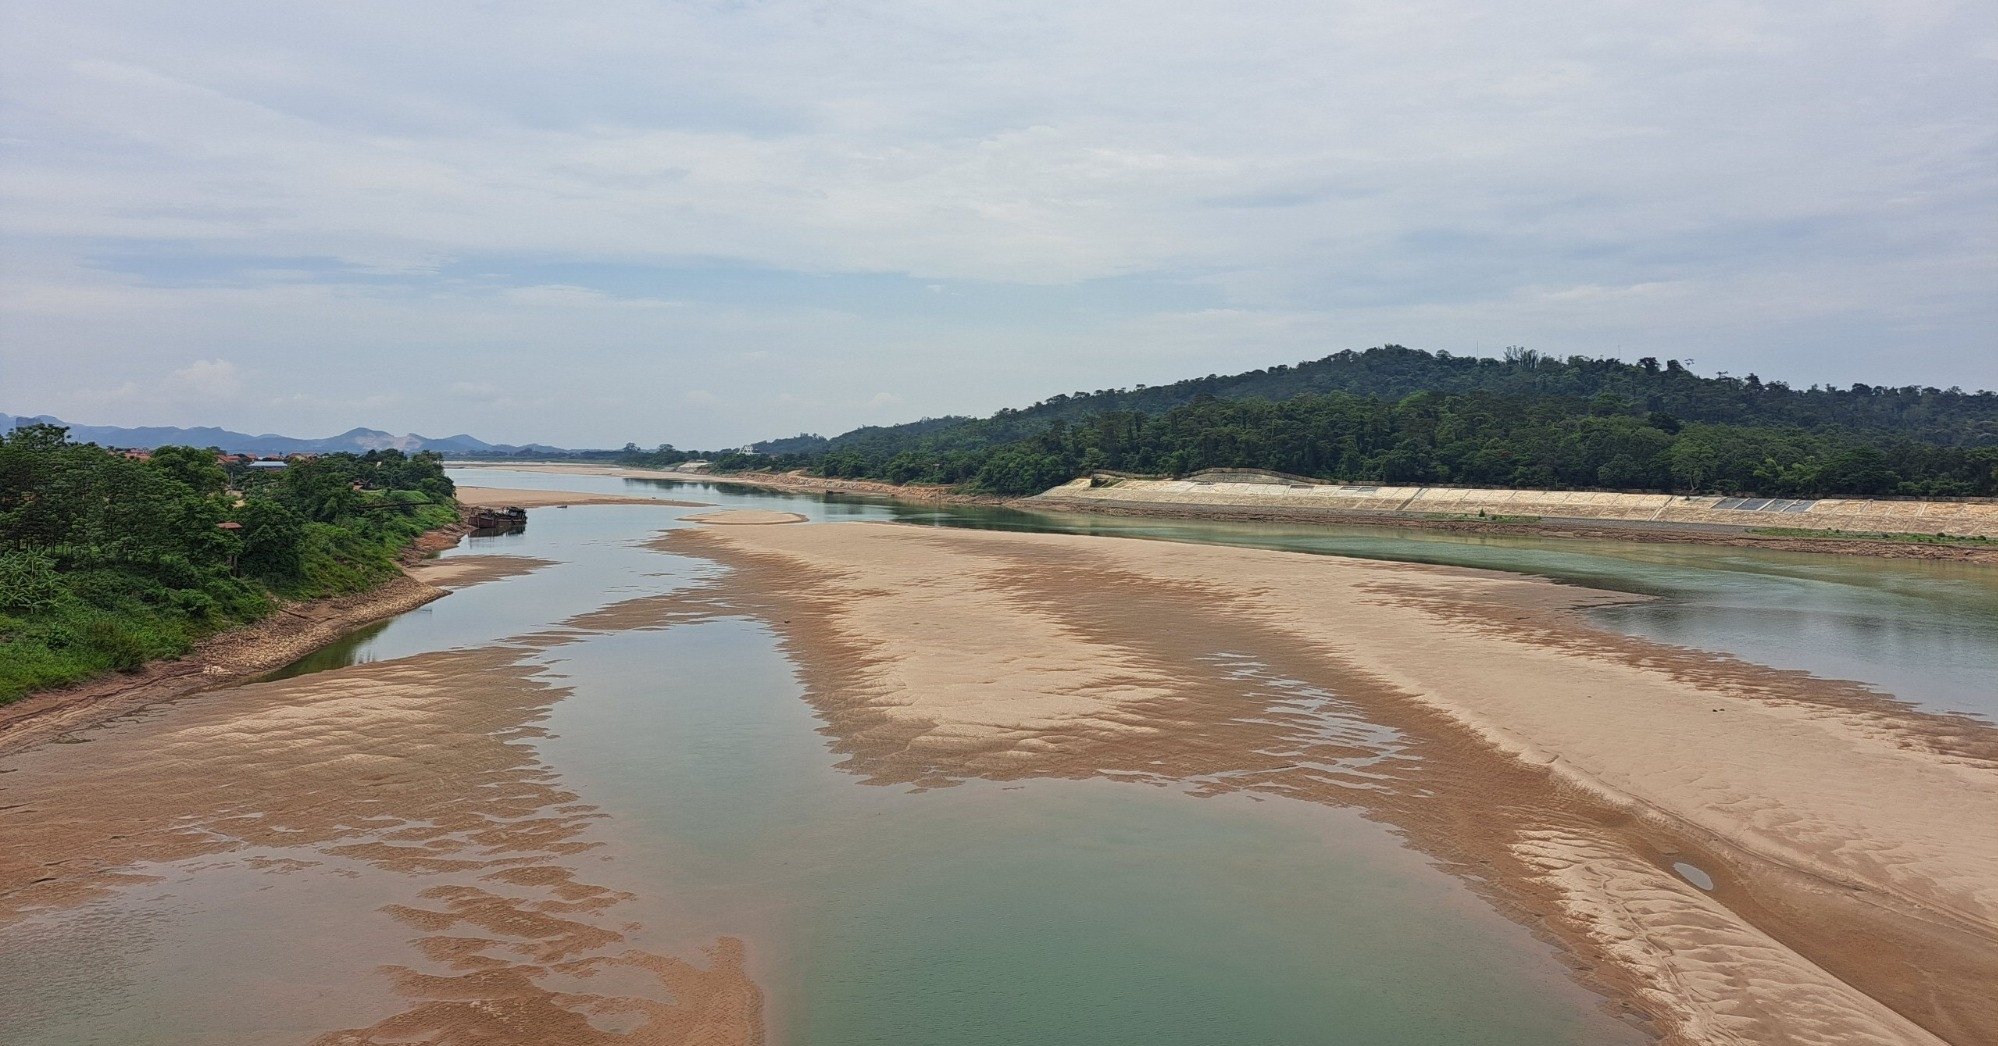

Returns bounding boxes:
[0,0,1992,445]
[164,358,242,399]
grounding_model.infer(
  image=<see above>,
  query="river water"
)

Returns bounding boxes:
[5,466,1993,1044]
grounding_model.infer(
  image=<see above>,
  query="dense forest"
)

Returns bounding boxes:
[0,425,457,702]
[629,347,1998,498]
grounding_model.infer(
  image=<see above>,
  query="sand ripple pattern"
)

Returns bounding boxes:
[0,647,762,1044]
[673,520,1998,1046]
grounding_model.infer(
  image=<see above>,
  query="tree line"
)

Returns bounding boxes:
[761,345,1997,459]
[0,424,457,702]
[639,348,1997,499]
[727,393,1994,497]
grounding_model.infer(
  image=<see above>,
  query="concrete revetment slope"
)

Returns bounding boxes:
[1033,473,1998,540]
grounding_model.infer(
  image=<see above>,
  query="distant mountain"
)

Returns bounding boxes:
[3,414,563,456]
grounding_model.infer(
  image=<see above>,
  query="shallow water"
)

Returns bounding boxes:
[603,469,1998,722]
[0,469,1652,1044]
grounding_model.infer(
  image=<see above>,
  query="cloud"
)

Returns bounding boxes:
[63,357,245,414]
[164,357,242,398]
[0,0,1992,446]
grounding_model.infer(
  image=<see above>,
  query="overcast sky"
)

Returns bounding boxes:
[3,1,1993,447]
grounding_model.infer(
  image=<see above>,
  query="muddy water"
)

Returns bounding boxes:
[0,469,1651,1044]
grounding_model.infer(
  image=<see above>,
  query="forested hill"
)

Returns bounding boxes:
[626,346,1998,499]
[760,346,1997,458]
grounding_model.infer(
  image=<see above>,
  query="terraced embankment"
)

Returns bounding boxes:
[1033,471,1998,540]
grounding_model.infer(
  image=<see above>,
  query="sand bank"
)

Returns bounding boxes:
[455,464,1998,562]
[454,484,706,509]
[405,553,554,588]
[686,509,809,525]
[669,521,1998,1045]
[450,461,994,504]
[0,537,548,756]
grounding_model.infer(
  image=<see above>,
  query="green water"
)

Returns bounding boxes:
[611,470,1998,722]
[0,484,1640,1043]
[14,463,1994,1043]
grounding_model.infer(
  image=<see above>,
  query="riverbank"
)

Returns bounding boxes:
[448,461,995,505]
[670,519,1998,1045]
[0,513,546,757]
[456,463,1998,563]
[1027,493,1998,564]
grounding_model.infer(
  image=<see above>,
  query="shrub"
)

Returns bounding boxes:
[0,550,63,612]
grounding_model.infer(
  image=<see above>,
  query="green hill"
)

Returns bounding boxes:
[637,346,1998,498]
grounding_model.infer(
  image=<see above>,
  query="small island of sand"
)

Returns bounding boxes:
[683,509,810,525]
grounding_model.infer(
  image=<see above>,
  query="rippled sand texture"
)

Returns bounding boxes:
[0,647,763,1044]
[670,521,1998,1046]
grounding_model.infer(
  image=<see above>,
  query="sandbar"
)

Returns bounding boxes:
[454,484,705,509]
[685,509,809,525]
[671,520,1998,1046]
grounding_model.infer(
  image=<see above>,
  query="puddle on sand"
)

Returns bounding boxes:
[1673,861,1716,891]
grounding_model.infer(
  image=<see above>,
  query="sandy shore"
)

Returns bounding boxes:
[450,462,991,505]
[686,509,809,525]
[454,463,1997,562]
[455,484,707,509]
[0,544,549,757]
[669,520,1998,1045]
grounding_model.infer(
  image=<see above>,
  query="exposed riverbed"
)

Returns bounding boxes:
[4,465,1993,1043]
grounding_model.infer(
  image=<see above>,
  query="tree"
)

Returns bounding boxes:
[148,445,229,497]
[234,499,307,584]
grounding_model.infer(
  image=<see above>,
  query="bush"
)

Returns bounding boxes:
[83,617,150,671]
[0,550,63,612]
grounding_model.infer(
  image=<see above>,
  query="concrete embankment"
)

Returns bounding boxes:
[1033,471,1998,540]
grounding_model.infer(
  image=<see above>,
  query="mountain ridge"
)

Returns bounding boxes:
[1,413,553,456]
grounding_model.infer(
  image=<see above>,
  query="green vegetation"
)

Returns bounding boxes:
[0,425,456,702]
[1747,528,1992,546]
[634,347,1997,498]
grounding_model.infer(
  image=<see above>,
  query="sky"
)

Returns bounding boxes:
[2,1,1994,448]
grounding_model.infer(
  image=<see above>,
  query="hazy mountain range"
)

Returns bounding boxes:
[2,413,572,456]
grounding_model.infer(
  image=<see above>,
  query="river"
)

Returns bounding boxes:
[4,465,1992,1043]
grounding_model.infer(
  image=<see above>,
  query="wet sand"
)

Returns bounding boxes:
[0,550,551,756]
[406,553,556,588]
[455,485,706,509]
[686,510,810,525]
[667,521,1998,1045]
[0,636,763,1044]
